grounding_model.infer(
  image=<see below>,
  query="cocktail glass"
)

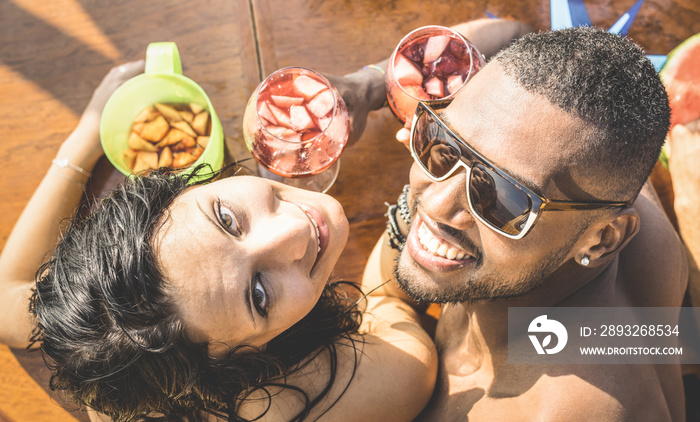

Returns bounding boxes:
[386,25,486,123]
[243,67,349,193]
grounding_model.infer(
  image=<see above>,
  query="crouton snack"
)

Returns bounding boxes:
[122,102,211,173]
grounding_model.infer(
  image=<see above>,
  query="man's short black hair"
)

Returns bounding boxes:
[494,27,670,201]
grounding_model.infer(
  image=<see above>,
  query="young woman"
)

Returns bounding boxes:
[0,61,436,421]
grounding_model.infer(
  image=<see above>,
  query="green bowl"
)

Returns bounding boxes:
[100,42,224,180]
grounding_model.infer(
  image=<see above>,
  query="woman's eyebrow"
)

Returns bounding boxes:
[196,200,227,236]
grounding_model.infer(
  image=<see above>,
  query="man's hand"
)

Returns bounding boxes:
[324,60,388,146]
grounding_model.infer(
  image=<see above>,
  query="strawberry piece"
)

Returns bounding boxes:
[265,125,301,144]
[306,89,334,118]
[268,103,293,128]
[317,116,333,132]
[423,35,451,63]
[447,74,464,95]
[293,75,327,100]
[290,105,316,131]
[449,39,468,59]
[258,101,278,125]
[433,54,459,78]
[424,77,445,98]
[402,43,424,63]
[402,85,430,100]
[301,130,321,141]
[390,84,430,121]
[271,95,305,108]
[393,54,424,86]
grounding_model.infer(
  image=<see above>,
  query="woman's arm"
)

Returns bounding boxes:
[0,61,144,348]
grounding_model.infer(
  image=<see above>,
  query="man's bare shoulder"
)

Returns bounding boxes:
[619,182,687,306]
[525,366,674,422]
[418,363,672,422]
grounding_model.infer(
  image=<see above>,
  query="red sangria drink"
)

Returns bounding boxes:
[243,67,349,192]
[386,25,486,123]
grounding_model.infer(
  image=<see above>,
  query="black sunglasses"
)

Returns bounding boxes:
[409,99,632,239]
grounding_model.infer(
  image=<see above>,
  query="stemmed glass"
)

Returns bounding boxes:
[385,25,486,123]
[243,67,349,193]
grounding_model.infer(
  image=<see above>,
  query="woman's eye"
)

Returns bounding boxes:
[217,200,240,235]
[252,276,269,317]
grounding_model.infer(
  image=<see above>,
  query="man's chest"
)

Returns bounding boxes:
[415,354,543,422]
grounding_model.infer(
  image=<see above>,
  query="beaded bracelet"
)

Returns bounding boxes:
[361,64,386,75]
[385,204,405,250]
[385,184,411,251]
[52,158,91,178]
[397,184,411,224]
[361,64,389,109]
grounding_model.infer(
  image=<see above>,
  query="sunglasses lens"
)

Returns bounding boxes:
[412,104,534,237]
[469,164,531,235]
[413,109,462,178]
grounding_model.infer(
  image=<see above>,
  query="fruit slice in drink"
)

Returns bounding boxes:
[386,25,486,123]
[242,67,349,179]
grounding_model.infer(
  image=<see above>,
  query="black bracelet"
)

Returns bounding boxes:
[385,185,411,251]
[386,204,405,250]
[397,184,411,224]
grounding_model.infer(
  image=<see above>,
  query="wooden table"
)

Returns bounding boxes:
[1,0,698,420]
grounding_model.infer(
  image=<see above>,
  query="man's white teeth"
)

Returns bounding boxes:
[418,221,467,260]
[446,248,458,260]
[305,211,321,253]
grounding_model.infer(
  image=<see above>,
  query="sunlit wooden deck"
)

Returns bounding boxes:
[1,0,699,420]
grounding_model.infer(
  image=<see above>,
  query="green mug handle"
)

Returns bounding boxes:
[145,42,183,75]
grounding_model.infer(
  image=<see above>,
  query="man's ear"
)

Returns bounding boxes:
[575,208,640,267]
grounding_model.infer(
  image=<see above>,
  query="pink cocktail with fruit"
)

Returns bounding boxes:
[243,67,349,192]
[386,25,485,123]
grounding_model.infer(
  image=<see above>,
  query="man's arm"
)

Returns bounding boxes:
[0,61,144,348]
[451,18,534,60]
[329,18,534,148]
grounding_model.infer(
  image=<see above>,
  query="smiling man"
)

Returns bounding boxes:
[363,27,688,421]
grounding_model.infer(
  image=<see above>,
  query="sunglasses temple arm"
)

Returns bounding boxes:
[543,201,631,211]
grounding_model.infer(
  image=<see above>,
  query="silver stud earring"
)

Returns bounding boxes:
[580,256,590,266]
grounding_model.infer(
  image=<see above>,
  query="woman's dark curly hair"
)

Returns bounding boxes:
[28,165,363,421]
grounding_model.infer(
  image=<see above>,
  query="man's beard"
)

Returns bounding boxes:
[393,216,585,305]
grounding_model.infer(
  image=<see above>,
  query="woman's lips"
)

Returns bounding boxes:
[295,203,329,272]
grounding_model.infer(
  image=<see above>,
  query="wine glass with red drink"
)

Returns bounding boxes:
[243,67,349,193]
[386,25,486,123]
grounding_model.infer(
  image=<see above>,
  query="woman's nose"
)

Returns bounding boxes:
[256,207,311,264]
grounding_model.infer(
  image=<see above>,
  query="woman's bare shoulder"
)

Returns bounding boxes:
[238,296,437,421]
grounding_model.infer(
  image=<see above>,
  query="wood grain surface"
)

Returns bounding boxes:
[1,0,699,420]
